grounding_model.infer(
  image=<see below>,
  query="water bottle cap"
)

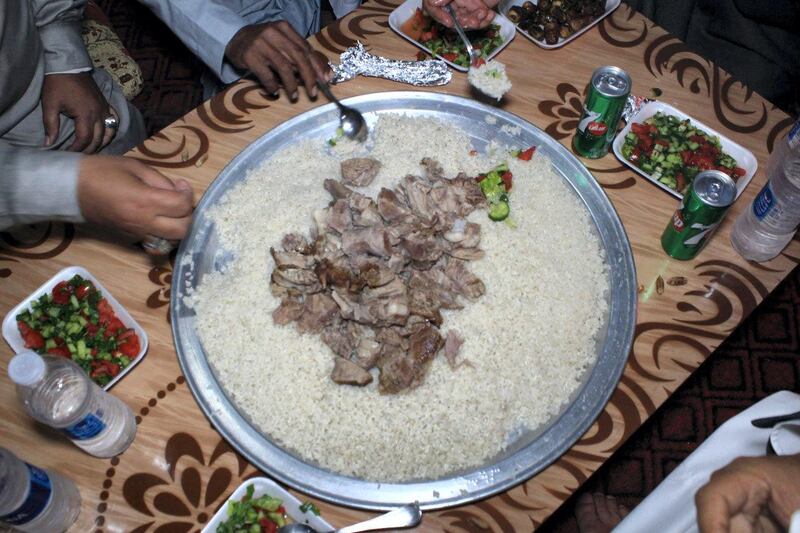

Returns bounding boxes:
[8,351,46,386]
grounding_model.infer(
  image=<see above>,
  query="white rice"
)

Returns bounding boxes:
[468,60,512,100]
[191,114,608,481]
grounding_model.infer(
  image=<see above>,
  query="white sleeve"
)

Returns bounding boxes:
[0,143,85,229]
[136,0,247,83]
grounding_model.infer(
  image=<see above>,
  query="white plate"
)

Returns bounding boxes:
[498,0,621,49]
[202,477,334,533]
[388,0,516,72]
[2,266,149,391]
[612,100,758,200]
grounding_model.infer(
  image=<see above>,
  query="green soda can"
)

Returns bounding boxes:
[661,170,737,260]
[573,66,632,159]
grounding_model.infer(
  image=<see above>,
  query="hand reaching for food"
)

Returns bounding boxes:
[695,454,800,533]
[225,20,332,100]
[423,0,498,29]
[77,155,194,247]
[41,72,112,154]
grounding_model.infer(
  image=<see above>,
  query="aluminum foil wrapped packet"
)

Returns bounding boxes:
[331,42,451,86]
[622,94,651,124]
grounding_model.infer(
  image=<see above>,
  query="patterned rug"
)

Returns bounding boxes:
[95,1,800,530]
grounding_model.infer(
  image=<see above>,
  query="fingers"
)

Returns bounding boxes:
[101,107,119,149]
[149,213,193,240]
[42,102,60,147]
[311,51,333,83]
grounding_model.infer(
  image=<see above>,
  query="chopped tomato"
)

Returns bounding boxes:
[471,57,486,67]
[676,172,686,192]
[75,281,94,300]
[631,123,650,136]
[441,52,457,62]
[104,317,125,338]
[517,146,536,161]
[733,166,746,178]
[655,139,670,147]
[51,281,72,305]
[97,299,115,326]
[18,321,44,349]
[475,173,486,183]
[500,171,513,191]
[117,329,140,357]
[47,346,71,358]
[90,360,121,378]
[415,51,427,61]
[259,518,277,533]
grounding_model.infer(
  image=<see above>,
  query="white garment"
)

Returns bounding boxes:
[330,0,361,18]
[614,390,800,533]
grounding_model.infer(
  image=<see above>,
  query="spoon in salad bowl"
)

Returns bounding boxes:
[444,4,482,67]
[277,503,422,533]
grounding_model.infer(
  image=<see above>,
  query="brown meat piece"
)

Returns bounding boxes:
[270,248,316,270]
[443,330,464,368]
[377,345,416,394]
[341,157,382,187]
[445,259,485,300]
[331,357,373,386]
[324,178,352,201]
[297,293,339,333]
[272,299,304,325]
[341,227,390,258]
[401,230,444,263]
[271,268,321,294]
[377,188,411,223]
[420,157,444,180]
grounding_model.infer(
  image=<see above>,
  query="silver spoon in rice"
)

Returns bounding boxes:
[317,80,368,143]
[278,503,422,533]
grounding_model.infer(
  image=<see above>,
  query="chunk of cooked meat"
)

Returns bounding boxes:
[420,157,444,180]
[270,167,489,393]
[377,188,411,223]
[443,330,464,368]
[341,227,390,258]
[445,258,485,300]
[401,230,444,263]
[270,247,316,270]
[297,293,339,333]
[324,178,352,201]
[331,357,373,386]
[377,345,416,394]
[272,299,304,325]
[341,157,382,187]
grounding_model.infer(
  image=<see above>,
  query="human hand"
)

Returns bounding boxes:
[77,155,194,249]
[225,21,332,100]
[41,72,114,154]
[422,0,498,29]
[696,454,800,533]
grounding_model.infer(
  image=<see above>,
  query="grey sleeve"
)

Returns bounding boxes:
[137,0,246,83]
[0,142,85,229]
[30,0,92,74]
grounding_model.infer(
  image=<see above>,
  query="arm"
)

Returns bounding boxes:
[136,0,247,83]
[0,142,84,228]
[29,0,91,74]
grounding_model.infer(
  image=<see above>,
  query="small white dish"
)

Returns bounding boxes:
[498,0,621,49]
[202,477,333,533]
[612,100,758,200]
[388,0,516,72]
[2,266,149,391]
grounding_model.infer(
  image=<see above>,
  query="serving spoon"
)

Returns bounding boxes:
[317,80,368,142]
[277,503,422,533]
[444,5,482,67]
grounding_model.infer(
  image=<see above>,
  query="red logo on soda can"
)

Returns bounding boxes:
[671,210,685,232]
[587,121,608,136]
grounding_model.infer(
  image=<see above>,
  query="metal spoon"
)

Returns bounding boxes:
[444,5,482,67]
[278,503,422,533]
[317,80,368,142]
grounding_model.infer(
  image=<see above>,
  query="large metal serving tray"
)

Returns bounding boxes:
[171,91,637,511]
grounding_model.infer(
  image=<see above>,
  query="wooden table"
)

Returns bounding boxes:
[1,2,797,531]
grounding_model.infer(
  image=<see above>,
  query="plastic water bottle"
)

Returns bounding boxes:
[0,447,80,532]
[8,351,137,458]
[731,120,800,261]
